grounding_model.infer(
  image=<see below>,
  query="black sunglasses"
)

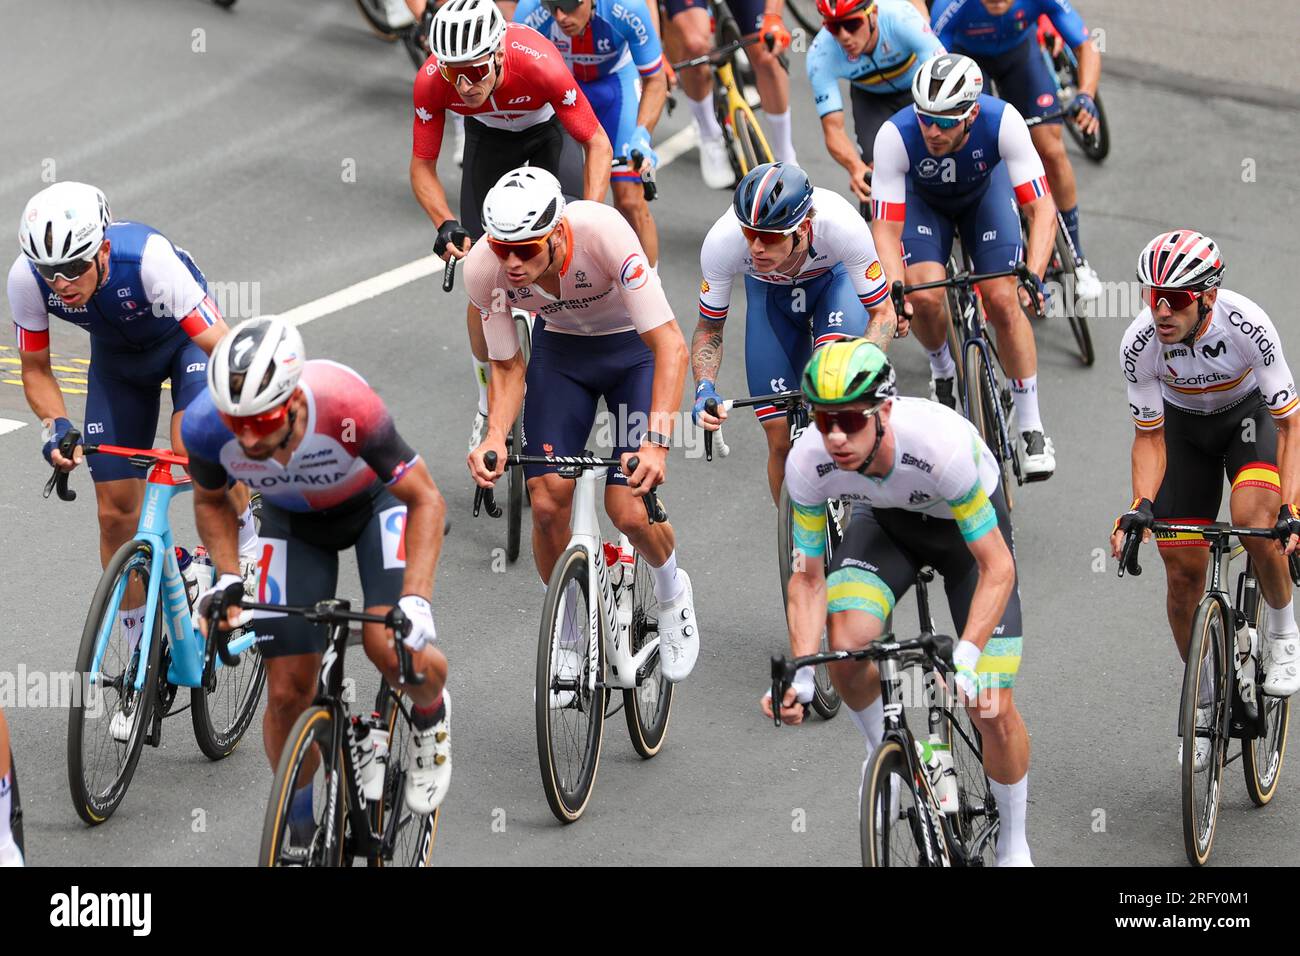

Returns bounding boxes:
[542,0,584,12]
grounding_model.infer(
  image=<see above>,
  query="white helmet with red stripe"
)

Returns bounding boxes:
[1136,230,1224,291]
[18,181,111,266]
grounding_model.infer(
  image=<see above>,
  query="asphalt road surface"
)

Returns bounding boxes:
[3,0,1300,867]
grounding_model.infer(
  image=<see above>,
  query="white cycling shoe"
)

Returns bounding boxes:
[698,134,735,191]
[1263,631,1300,697]
[0,838,23,867]
[110,703,138,743]
[467,410,487,455]
[404,691,451,816]
[1020,430,1056,481]
[1074,260,1102,302]
[1178,706,1214,772]
[656,570,699,683]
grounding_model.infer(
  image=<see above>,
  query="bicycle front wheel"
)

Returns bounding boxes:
[67,538,162,825]
[1052,227,1095,367]
[260,705,347,867]
[624,552,674,757]
[963,342,1015,512]
[1241,568,1290,805]
[861,737,946,867]
[536,545,606,823]
[1181,598,1229,866]
[731,107,772,175]
[191,641,266,760]
[507,312,532,563]
[942,700,999,865]
[370,688,439,866]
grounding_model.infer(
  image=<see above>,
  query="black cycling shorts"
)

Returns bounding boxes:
[826,487,1024,691]
[461,116,586,240]
[1153,392,1280,550]
[850,87,913,164]
[252,484,408,658]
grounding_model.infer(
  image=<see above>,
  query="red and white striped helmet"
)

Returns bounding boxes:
[1136,230,1224,291]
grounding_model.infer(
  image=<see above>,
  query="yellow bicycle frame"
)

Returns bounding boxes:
[714,58,773,175]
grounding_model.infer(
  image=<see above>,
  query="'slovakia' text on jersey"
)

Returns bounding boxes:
[465,201,672,358]
[807,0,945,115]
[1120,289,1299,430]
[784,396,1002,554]
[412,23,602,159]
[698,187,890,321]
[8,221,221,353]
[931,0,1087,58]
[870,94,1048,218]
[183,360,420,512]
[514,0,664,82]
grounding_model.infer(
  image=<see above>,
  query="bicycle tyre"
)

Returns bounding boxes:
[623,552,674,756]
[1052,226,1095,366]
[353,0,403,40]
[941,700,999,865]
[783,0,818,34]
[259,705,347,867]
[371,688,439,866]
[963,342,1015,512]
[536,545,606,823]
[8,751,22,857]
[776,484,842,719]
[861,737,947,867]
[507,313,532,563]
[67,538,162,826]
[1241,565,1290,806]
[1180,597,1229,866]
[731,107,770,176]
[191,641,266,760]
[1055,52,1109,161]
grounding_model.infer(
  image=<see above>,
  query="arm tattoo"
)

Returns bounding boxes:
[863,310,897,350]
[691,319,726,383]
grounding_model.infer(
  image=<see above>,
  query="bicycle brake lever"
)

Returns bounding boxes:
[442,256,456,293]
[703,398,718,461]
[1118,531,1143,578]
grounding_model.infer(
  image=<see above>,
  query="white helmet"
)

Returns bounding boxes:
[19,181,111,266]
[481,166,566,242]
[430,0,506,63]
[208,317,306,417]
[1137,230,1225,291]
[912,53,983,115]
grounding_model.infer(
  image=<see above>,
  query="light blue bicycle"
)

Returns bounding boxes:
[48,432,267,825]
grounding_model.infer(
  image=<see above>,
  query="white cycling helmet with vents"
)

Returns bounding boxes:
[208,317,306,417]
[1137,230,1224,291]
[430,0,506,63]
[911,53,983,116]
[481,166,566,242]
[18,182,111,266]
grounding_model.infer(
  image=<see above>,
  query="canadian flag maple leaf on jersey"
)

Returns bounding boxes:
[562,88,577,107]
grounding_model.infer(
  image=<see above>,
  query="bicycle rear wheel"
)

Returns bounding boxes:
[963,342,1015,512]
[1051,227,1095,367]
[191,641,266,760]
[507,312,532,563]
[1240,565,1290,805]
[941,698,999,865]
[536,545,606,823]
[353,0,403,39]
[776,485,842,719]
[371,688,439,866]
[861,737,946,867]
[1181,597,1229,866]
[260,705,347,867]
[624,552,674,756]
[783,0,818,33]
[67,538,162,825]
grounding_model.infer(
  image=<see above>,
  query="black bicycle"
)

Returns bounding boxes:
[771,569,998,866]
[251,599,440,867]
[1036,28,1109,162]
[704,391,843,719]
[1119,522,1297,866]
[892,261,1044,512]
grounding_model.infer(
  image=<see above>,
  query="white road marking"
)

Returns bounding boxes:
[264,124,705,328]
[0,419,27,437]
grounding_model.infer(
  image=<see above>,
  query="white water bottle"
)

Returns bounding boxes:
[176,548,200,611]
[1239,626,1259,707]
[191,546,215,598]
[917,734,958,814]
[615,544,634,637]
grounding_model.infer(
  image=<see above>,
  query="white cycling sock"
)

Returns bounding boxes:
[847,697,884,758]
[1009,375,1043,434]
[237,504,258,559]
[766,109,796,165]
[1265,597,1298,636]
[652,551,683,605]
[927,342,956,380]
[990,773,1031,865]
[687,92,723,141]
[472,357,490,417]
[119,607,145,655]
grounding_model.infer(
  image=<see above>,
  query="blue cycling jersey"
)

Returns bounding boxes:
[807,0,944,116]
[8,220,214,352]
[931,0,1087,58]
[514,0,664,82]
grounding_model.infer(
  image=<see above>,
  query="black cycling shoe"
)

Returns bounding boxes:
[929,376,957,410]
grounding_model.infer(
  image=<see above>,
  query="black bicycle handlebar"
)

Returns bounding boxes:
[701,390,803,462]
[42,427,83,502]
[478,449,666,524]
[442,255,456,293]
[894,262,1044,320]
[612,150,658,201]
[1118,521,1300,586]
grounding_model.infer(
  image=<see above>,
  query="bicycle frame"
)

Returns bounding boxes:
[89,457,258,694]
[568,467,660,692]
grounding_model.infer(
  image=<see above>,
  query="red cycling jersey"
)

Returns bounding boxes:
[412,23,602,161]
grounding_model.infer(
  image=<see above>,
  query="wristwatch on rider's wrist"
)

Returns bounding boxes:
[642,431,671,449]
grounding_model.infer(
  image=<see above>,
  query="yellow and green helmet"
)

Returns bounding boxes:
[801,339,896,407]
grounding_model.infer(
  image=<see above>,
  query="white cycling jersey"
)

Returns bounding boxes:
[1120,288,1299,430]
[785,396,1001,542]
[697,187,890,321]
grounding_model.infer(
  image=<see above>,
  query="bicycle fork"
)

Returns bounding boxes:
[878,654,950,866]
